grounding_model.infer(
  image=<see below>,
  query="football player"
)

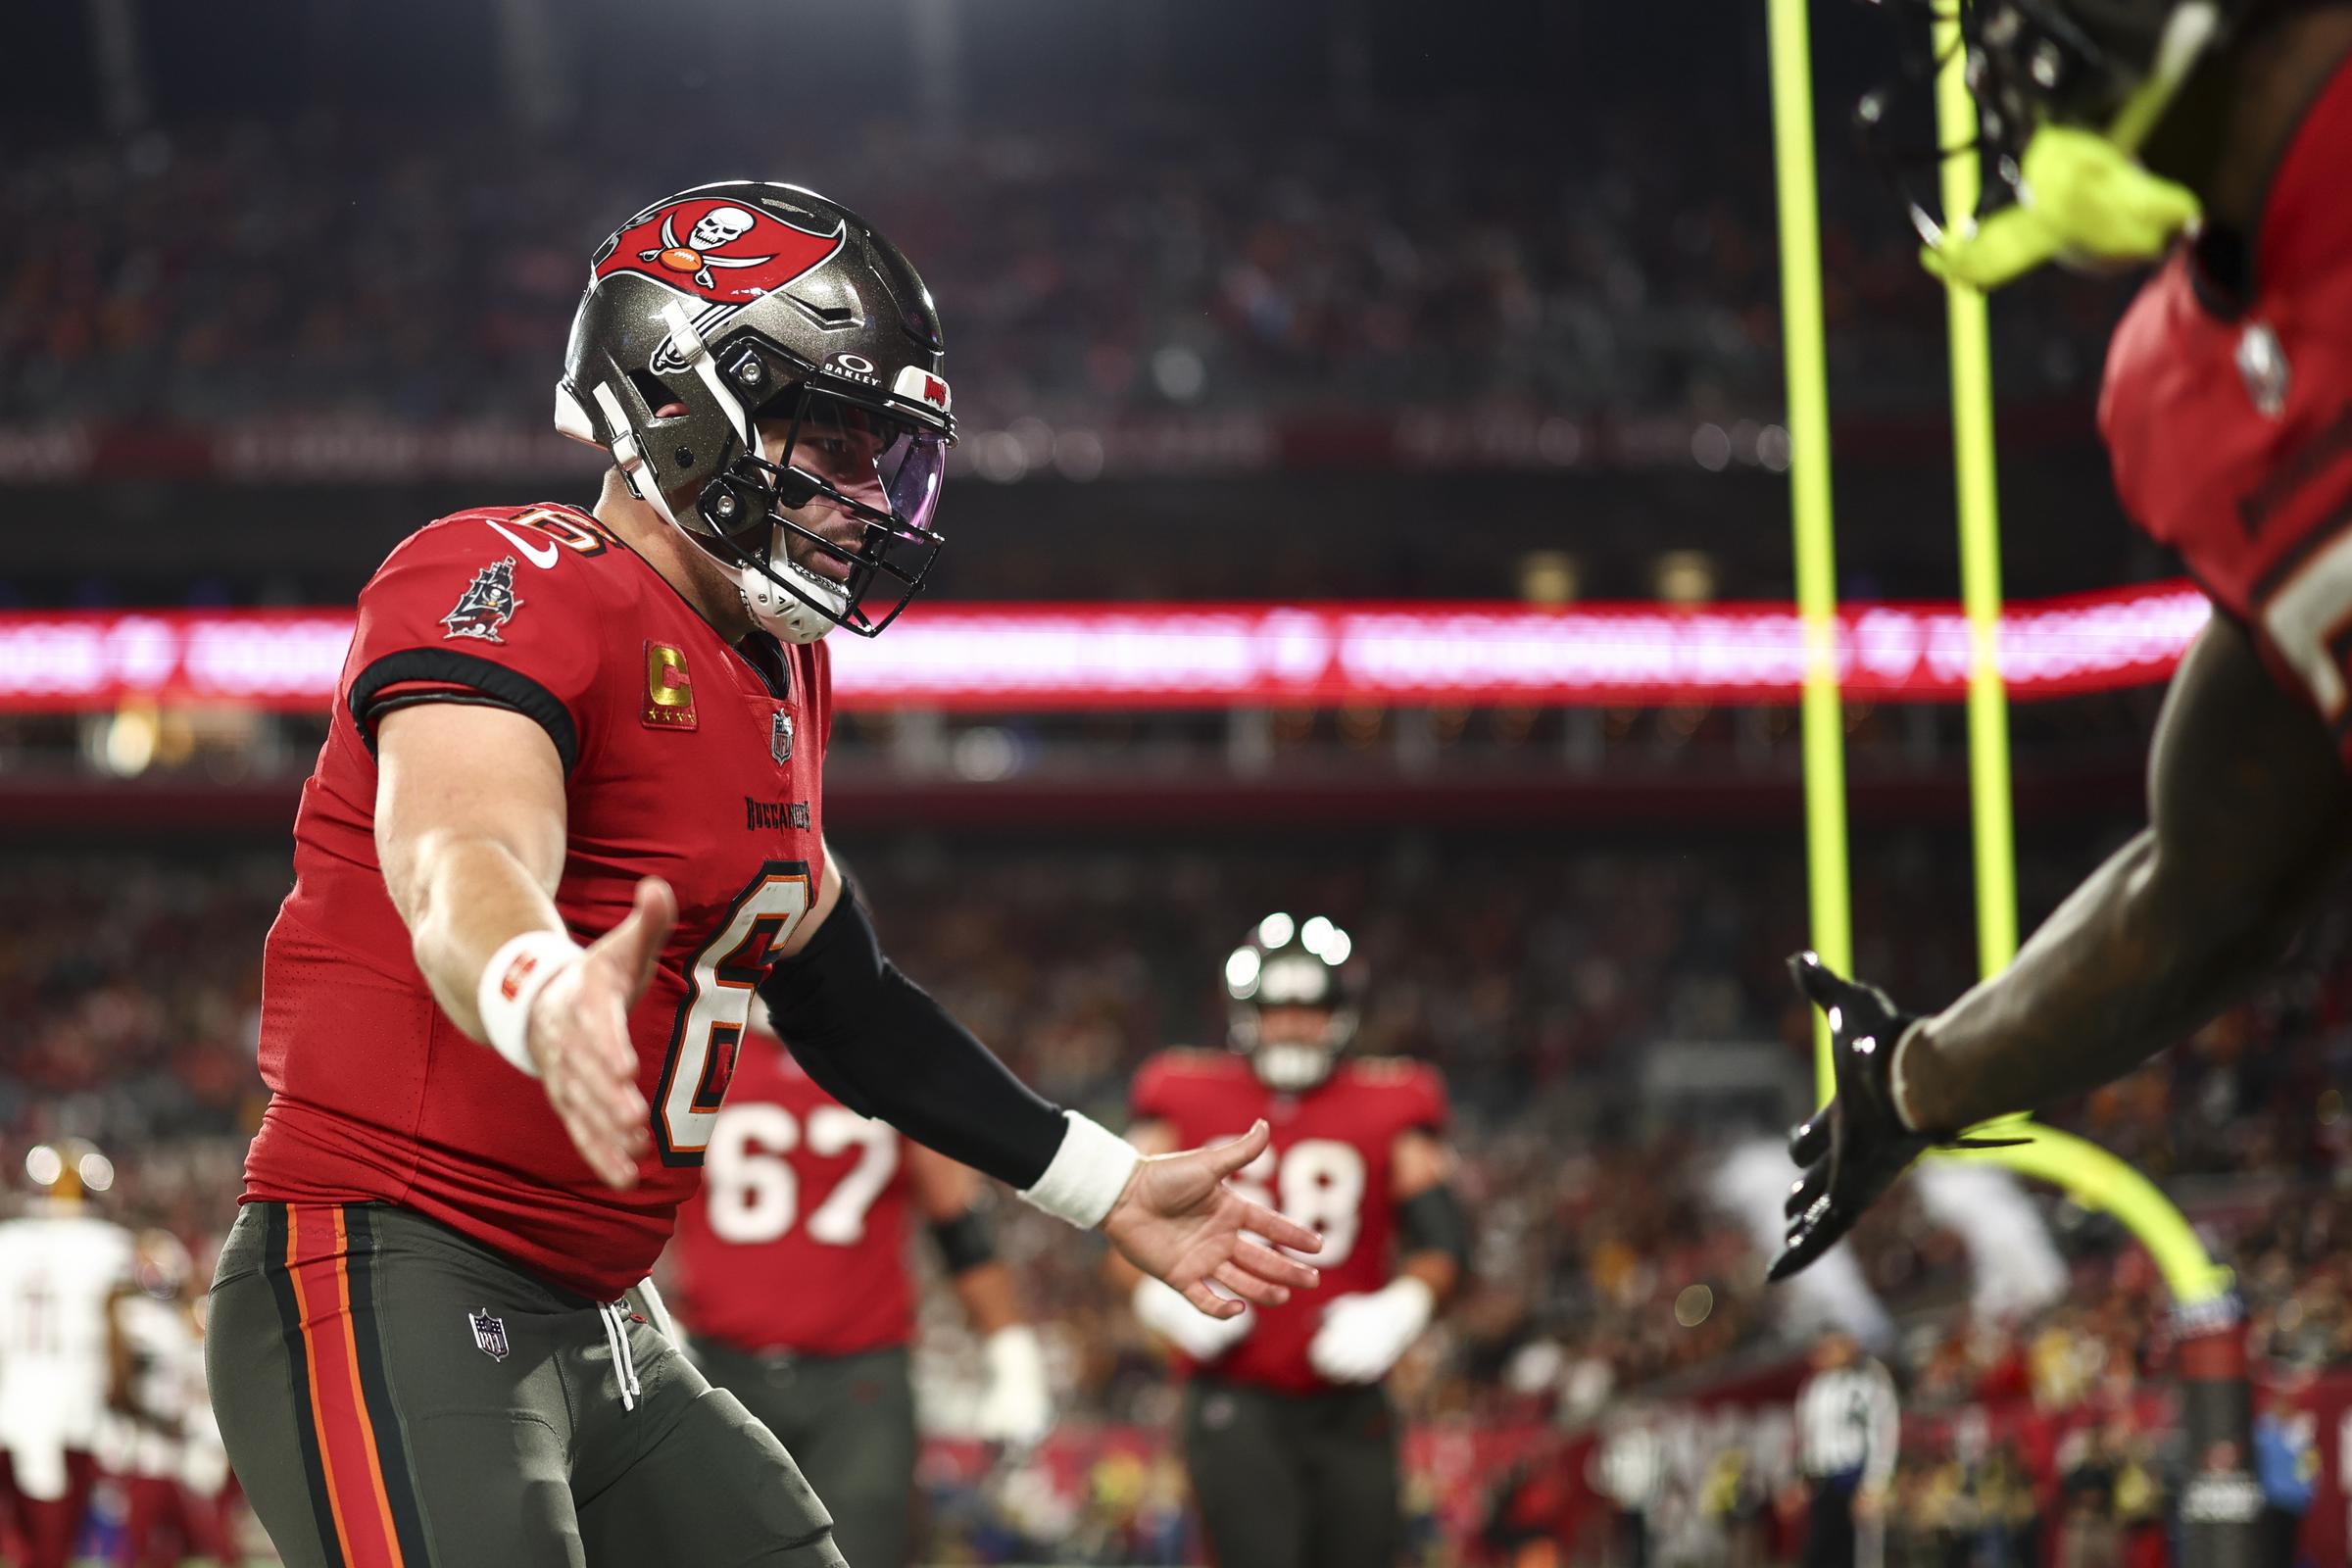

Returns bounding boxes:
[1774,2,2352,1277]
[1113,914,1470,1568]
[667,1021,1054,1567]
[208,181,1319,1568]
[105,1230,235,1568]
[0,1140,135,1568]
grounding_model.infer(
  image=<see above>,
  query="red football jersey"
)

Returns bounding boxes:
[243,504,830,1300]
[666,1031,917,1356]
[2101,57,2352,751]
[1129,1049,1447,1395]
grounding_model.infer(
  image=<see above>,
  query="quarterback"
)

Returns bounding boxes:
[1115,915,1468,1568]
[1776,1,2352,1276]
[210,181,1317,1567]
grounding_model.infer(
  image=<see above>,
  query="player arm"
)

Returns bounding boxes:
[374,703,570,1042]
[375,702,670,1189]
[763,851,1320,1315]
[760,852,1083,1201]
[909,1144,1055,1443]
[1896,614,2352,1131]
[907,1143,1022,1336]
[1389,1128,1467,1306]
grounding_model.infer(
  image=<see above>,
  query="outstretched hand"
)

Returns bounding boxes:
[1102,1121,1322,1318]
[527,877,676,1190]
[1772,952,2022,1282]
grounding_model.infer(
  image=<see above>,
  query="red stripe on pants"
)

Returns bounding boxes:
[283,1202,408,1568]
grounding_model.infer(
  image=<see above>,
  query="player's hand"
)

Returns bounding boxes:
[1307,1277,1436,1384]
[1771,953,2023,1281]
[1132,1275,1256,1361]
[1102,1120,1321,1317]
[527,878,675,1190]
[973,1326,1054,1446]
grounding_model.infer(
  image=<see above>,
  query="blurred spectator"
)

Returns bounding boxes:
[0,106,2132,434]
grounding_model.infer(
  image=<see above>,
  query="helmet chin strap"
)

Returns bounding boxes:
[740,538,845,644]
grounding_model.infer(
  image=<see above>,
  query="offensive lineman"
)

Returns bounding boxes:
[210,181,1319,1567]
[1113,915,1470,1568]
[0,1140,135,1568]
[1774,3,2352,1276]
[667,1023,1053,1567]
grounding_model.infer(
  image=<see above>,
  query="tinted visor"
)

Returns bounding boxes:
[729,389,950,637]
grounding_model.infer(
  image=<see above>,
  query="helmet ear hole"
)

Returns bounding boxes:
[627,369,687,421]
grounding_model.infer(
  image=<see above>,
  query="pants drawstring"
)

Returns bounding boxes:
[598,1299,642,1412]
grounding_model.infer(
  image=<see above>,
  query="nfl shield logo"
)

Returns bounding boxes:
[468,1307,510,1362]
[771,711,795,765]
[2236,321,2289,418]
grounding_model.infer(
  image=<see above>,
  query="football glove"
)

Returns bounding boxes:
[1132,1276,1255,1361]
[973,1326,1054,1446]
[1770,952,2024,1282]
[1306,1277,1436,1385]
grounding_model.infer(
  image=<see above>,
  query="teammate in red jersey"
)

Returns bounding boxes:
[1774,3,2352,1278]
[207,180,1318,1568]
[668,1023,1053,1568]
[1113,914,1471,1568]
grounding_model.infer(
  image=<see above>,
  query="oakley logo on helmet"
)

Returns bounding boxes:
[594,196,845,307]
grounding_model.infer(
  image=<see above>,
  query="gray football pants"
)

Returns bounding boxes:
[207,1200,844,1568]
[693,1340,919,1568]
[1181,1375,1403,1568]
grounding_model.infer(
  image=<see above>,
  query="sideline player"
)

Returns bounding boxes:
[667,1021,1053,1568]
[210,180,1319,1567]
[1774,3,2352,1275]
[104,1230,236,1568]
[1113,914,1470,1568]
[0,1141,135,1568]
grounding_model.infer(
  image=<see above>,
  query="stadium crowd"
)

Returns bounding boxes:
[0,105,2133,438]
[4,826,2349,1560]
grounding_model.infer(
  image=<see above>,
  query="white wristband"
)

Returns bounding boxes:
[1018,1111,1141,1230]
[476,930,584,1079]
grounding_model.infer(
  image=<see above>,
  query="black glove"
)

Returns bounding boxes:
[1769,952,2023,1282]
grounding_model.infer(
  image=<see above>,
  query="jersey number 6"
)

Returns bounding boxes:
[653,861,813,1162]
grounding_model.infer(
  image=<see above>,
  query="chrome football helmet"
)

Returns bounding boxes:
[557,181,955,642]
[1225,912,1359,1093]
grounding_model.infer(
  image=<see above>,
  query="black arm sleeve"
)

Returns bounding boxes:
[1396,1183,1471,1272]
[758,881,1069,1192]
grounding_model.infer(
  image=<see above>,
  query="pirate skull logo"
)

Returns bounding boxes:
[690,207,756,250]
[640,205,776,291]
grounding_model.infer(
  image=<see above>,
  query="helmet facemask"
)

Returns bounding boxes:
[690,363,949,643]
[1225,914,1359,1093]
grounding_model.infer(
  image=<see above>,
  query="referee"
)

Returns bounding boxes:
[1794,1332,1898,1568]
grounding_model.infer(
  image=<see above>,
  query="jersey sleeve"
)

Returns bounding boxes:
[343,516,610,772]
[1396,1061,1449,1137]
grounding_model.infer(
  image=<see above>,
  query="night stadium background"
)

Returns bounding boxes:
[4,2,2349,1564]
